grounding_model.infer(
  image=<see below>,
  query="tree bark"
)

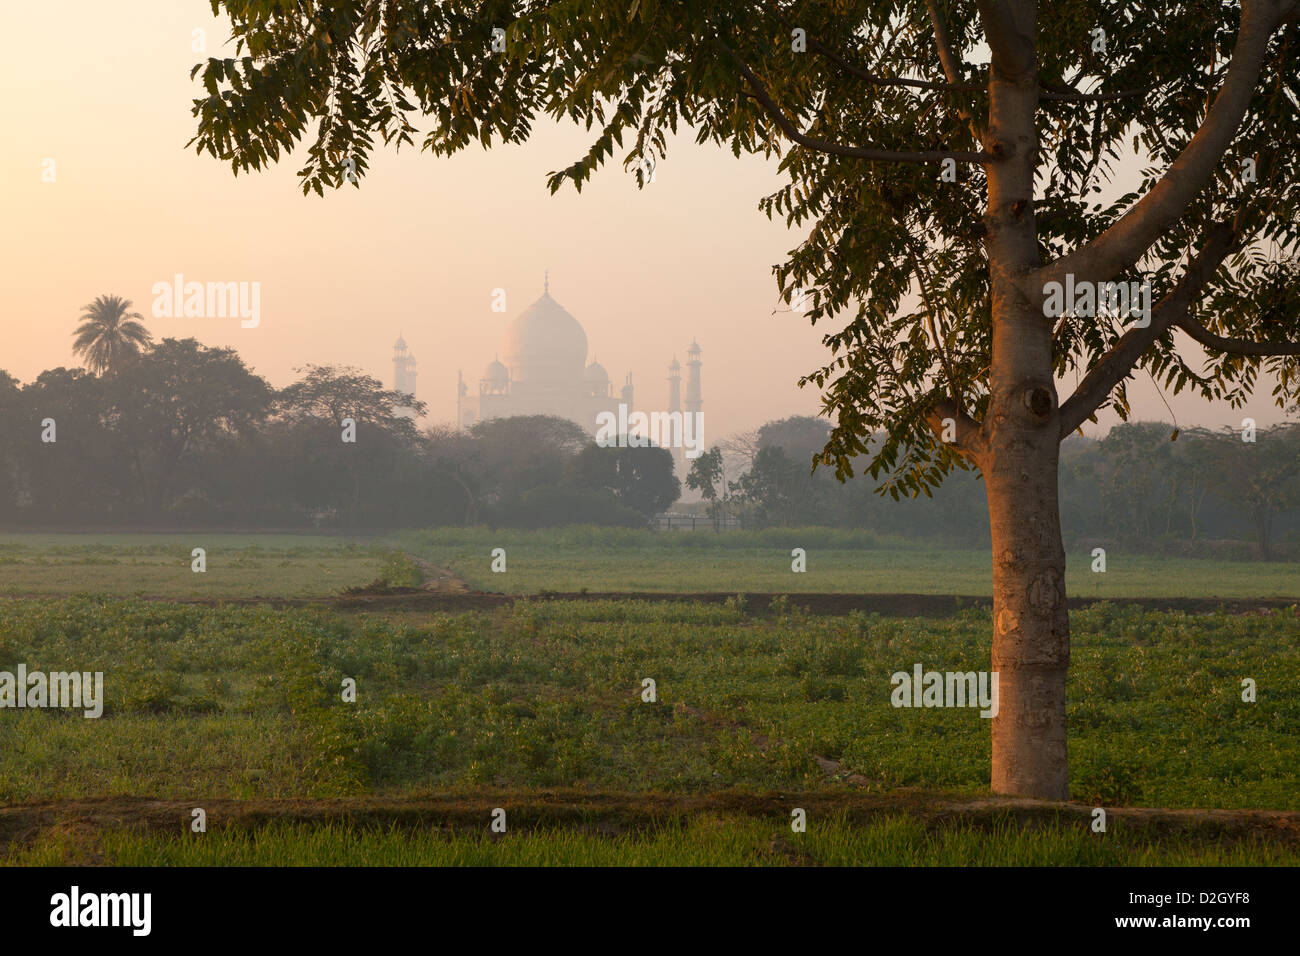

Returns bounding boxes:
[984,404,1070,800]
[981,0,1070,800]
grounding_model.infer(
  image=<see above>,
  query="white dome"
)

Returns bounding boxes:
[583,360,609,384]
[502,289,588,384]
[484,358,508,385]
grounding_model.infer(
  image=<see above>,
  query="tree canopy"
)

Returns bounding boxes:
[191,0,1300,498]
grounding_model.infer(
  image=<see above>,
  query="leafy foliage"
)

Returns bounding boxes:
[189,0,1300,502]
[72,295,152,375]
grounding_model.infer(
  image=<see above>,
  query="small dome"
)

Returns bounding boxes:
[394,334,407,349]
[584,360,609,384]
[484,358,508,385]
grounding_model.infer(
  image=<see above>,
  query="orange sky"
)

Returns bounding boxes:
[1,1,1291,443]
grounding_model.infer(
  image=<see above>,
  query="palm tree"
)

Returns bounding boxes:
[73,295,152,375]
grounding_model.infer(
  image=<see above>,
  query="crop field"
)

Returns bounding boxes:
[0,581,1297,866]
[0,534,385,599]
[391,527,1300,599]
[1,530,1297,601]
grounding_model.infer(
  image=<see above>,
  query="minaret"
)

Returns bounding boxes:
[621,372,634,408]
[667,357,681,415]
[457,369,467,428]
[394,334,417,398]
[666,357,683,467]
[685,340,702,418]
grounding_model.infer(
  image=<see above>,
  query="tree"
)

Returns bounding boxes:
[0,372,22,521]
[717,429,762,478]
[686,446,726,529]
[1168,431,1216,541]
[15,368,123,521]
[276,364,426,526]
[569,443,681,516]
[757,416,834,469]
[1095,422,1179,539]
[72,295,152,375]
[464,415,590,516]
[114,339,274,517]
[190,1,1300,799]
[1198,423,1300,558]
[423,422,483,525]
[731,443,841,526]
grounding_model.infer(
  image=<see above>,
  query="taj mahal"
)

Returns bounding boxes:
[393,276,701,443]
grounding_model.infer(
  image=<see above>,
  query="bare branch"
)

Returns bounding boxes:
[1034,1,1290,295]
[718,39,991,165]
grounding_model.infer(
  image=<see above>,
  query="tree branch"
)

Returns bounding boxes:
[1039,81,1160,102]
[924,401,985,463]
[925,0,985,141]
[905,237,966,408]
[1176,317,1300,356]
[1034,0,1290,295]
[974,0,1034,76]
[760,2,986,93]
[718,39,991,165]
[1057,222,1238,437]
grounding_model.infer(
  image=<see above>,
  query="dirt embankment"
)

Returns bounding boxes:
[2,792,1297,858]
[214,589,1300,617]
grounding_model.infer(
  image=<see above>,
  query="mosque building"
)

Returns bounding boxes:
[415,275,701,445]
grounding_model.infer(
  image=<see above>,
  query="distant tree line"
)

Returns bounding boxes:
[693,416,1300,560]
[6,298,1296,554]
[0,335,679,530]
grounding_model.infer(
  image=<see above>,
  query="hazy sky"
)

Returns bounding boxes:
[2,1,1292,443]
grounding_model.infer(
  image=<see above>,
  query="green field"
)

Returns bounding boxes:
[1,532,1297,866]
[2,530,1297,600]
[0,534,383,598]
[391,527,1300,598]
[1,598,1295,806]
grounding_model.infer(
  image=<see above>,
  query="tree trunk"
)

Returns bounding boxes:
[984,412,1070,800]
[981,0,1070,801]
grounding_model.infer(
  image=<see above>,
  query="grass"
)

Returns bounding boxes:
[0,597,1295,811]
[11,813,1296,866]
[0,534,387,598]
[1,532,1296,866]
[389,527,1300,598]
[1,529,1296,599]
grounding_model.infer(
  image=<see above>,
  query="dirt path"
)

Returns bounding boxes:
[228,590,1300,616]
[4,583,1297,616]
[404,553,471,593]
